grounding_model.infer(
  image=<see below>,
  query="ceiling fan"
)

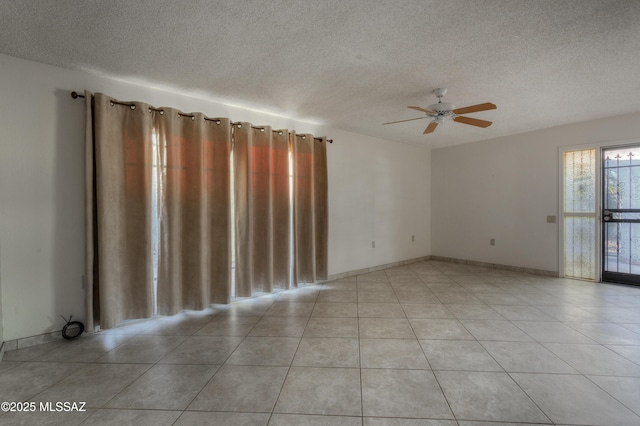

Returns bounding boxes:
[383,88,496,134]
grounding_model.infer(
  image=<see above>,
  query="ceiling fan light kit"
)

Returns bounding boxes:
[383,88,496,134]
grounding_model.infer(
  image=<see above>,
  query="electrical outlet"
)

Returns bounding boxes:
[490,238,495,246]
[547,215,557,223]
[372,241,375,248]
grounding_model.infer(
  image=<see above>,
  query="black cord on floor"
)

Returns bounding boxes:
[59,314,85,340]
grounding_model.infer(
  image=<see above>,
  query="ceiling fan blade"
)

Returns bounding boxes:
[423,121,438,134]
[382,116,428,125]
[452,102,496,115]
[408,106,435,114]
[453,116,493,128]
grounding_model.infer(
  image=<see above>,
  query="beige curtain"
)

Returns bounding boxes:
[85,92,155,330]
[85,91,328,329]
[293,134,328,283]
[155,111,232,315]
[85,93,232,329]
[234,124,291,296]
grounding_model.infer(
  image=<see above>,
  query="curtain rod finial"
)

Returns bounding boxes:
[71,91,85,99]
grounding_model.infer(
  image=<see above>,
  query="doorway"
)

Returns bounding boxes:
[602,145,640,285]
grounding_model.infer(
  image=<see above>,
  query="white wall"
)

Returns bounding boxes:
[0,53,431,341]
[328,133,431,273]
[432,112,640,273]
[0,243,3,348]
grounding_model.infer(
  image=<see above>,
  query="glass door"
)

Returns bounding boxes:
[602,145,640,285]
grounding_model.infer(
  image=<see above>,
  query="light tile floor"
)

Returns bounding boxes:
[2,260,640,425]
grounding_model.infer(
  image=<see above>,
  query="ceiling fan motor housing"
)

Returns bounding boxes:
[427,88,456,116]
[428,102,455,112]
[428,88,454,118]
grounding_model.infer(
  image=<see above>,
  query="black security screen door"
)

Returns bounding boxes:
[602,146,640,285]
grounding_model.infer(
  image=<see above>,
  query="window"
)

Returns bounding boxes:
[563,148,597,280]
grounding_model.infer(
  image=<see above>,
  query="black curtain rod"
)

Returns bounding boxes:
[71,91,333,143]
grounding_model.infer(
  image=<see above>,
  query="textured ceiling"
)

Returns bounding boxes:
[1,0,640,148]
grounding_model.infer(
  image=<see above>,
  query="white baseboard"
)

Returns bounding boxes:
[325,256,431,282]
[2,329,62,353]
[430,255,559,277]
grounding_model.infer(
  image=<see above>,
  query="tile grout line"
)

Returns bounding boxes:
[583,373,640,420]
[265,289,317,421]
